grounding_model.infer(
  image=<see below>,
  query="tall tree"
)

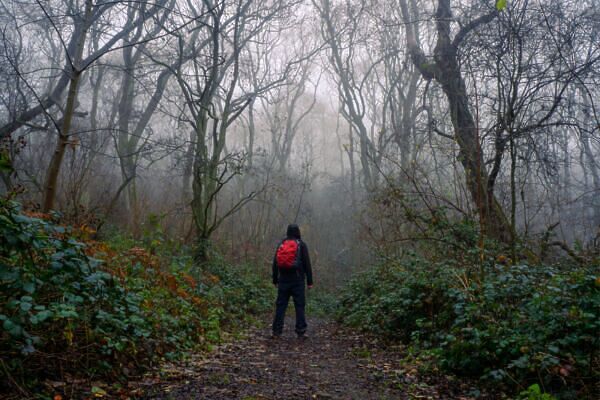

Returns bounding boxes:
[398,0,513,242]
[174,0,303,261]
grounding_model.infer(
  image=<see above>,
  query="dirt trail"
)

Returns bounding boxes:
[143,318,485,400]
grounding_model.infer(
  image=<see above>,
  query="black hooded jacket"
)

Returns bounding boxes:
[272,225,313,286]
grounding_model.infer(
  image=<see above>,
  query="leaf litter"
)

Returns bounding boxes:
[138,317,497,400]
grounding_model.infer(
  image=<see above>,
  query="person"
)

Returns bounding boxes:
[271,224,313,338]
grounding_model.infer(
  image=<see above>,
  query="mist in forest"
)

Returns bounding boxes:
[1,0,599,272]
[2,1,600,397]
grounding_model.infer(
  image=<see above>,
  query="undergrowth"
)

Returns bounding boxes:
[0,200,273,396]
[338,219,599,399]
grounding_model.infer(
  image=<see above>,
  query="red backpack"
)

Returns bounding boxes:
[276,239,301,270]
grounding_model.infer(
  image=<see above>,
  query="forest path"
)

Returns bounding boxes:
[142,317,483,400]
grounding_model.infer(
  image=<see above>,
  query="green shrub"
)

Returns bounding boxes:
[443,264,598,394]
[0,201,272,394]
[338,256,599,398]
[519,384,558,400]
[307,287,339,317]
[338,257,456,344]
[0,202,204,387]
[201,257,275,323]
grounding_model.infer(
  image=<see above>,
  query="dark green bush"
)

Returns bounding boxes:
[0,201,272,394]
[338,257,456,344]
[443,264,598,394]
[338,256,599,398]
[0,202,206,388]
[201,257,275,323]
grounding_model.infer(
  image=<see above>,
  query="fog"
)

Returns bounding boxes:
[1,0,599,272]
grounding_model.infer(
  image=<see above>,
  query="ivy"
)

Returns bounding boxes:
[338,250,599,397]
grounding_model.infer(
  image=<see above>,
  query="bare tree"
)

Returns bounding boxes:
[0,0,174,211]
[173,0,304,261]
[262,62,319,172]
[313,0,379,189]
[398,0,513,242]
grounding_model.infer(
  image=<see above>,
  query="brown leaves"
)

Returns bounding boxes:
[182,273,197,289]
[127,246,158,268]
[203,273,220,285]
[165,274,178,291]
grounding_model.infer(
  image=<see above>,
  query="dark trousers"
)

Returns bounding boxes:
[272,280,307,335]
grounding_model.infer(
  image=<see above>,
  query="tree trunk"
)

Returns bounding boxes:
[579,87,600,226]
[247,98,256,168]
[191,111,211,253]
[399,69,419,171]
[348,124,357,210]
[437,56,511,242]
[316,0,375,189]
[400,0,512,243]
[42,0,93,212]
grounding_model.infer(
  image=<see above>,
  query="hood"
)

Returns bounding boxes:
[286,224,301,239]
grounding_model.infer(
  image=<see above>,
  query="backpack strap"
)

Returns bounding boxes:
[295,239,302,268]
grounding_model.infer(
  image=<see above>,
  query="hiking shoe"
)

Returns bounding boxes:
[270,333,282,339]
[297,333,308,340]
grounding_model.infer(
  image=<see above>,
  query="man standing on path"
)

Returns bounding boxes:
[272,224,313,338]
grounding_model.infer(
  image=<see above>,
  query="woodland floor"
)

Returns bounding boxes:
[140,317,495,400]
